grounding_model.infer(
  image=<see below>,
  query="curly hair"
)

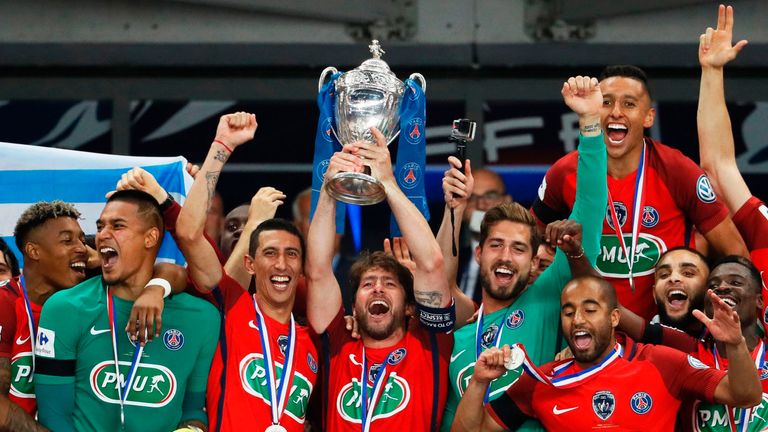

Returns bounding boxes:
[13,201,81,252]
[348,251,415,305]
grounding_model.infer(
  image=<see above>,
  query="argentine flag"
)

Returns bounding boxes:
[0,142,193,266]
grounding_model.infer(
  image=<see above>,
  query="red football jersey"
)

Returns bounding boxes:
[732,196,768,326]
[0,279,18,359]
[488,336,725,431]
[532,138,729,320]
[205,272,319,432]
[323,311,453,431]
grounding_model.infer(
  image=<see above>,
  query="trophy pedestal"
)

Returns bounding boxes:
[325,172,386,205]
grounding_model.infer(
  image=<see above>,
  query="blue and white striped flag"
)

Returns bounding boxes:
[0,142,193,266]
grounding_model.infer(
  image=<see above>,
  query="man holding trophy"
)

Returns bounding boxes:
[307,41,456,431]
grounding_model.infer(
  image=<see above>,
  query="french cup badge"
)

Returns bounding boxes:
[592,390,615,421]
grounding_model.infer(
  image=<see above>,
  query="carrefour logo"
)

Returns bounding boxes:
[239,354,314,423]
[10,352,34,398]
[89,360,177,408]
[336,372,410,423]
[596,233,667,278]
[693,393,768,431]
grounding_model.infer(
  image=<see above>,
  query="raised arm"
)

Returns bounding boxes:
[306,149,356,333]
[437,156,477,324]
[452,346,511,432]
[696,290,761,407]
[176,112,257,291]
[223,187,285,289]
[698,4,749,213]
[359,128,450,308]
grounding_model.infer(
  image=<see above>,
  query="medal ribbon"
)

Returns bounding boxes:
[360,349,397,432]
[606,140,647,294]
[253,295,296,428]
[515,342,623,389]
[474,303,506,403]
[18,275,37,374]
[107,287,144,431]
[712,340,765,432]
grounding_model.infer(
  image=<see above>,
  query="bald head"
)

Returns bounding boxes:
[464,168,511,221]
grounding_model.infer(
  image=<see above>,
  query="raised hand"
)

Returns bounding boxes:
[561,76,602,121]
[108,166,167,204]
[326,145,364,181]
[384,237,417,275]
[443,156,474,209]
[214,112,258,150]
[544,219,583,257]
[247,187,286,224]
[693,289,743,345]
[472,345,512,386]
[699,5,748,70]
[356,127,395,185]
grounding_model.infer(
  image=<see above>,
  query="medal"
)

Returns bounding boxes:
[504,345,524,371]
[107,286,144,431]
[711,340,765,432]
[18,275,37,374]
[474,303,511,403]
[360,348,399,432]
[253,295,296,430]
[606,140,648,294]
[515,342,623,388]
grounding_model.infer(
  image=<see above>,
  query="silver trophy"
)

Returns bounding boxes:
[318,40,426,205]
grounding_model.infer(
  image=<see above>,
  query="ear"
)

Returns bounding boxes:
[611,308,621,329]
[531,255,541,272]
[474,244,482,265]
[24,242,39,261]
[757,293,764,313]
[144,227,160,249]
[643,106,656,129]
[243,254,255,275]
[405,302,416,319]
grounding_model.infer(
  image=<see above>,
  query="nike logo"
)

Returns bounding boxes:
[450,349,466,363]
[89,326,110,336]
[15,335,29,345]
[248,320,259,330]
[552,405,578,415]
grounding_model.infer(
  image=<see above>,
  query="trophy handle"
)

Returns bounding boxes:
[409,73,426,93]
[319,67,339,93]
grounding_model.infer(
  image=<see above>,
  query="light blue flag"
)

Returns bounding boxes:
[0,142,193,266]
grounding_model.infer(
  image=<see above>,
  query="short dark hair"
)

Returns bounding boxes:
[106,190,164,235]
[248,218,306,260]
[564,275,618,310]
[658,246,710,269]
[479,202,539,254]
[0,238,20,277]
[14,201,81,253]
[349,251,415,305]
[711,255,762,295]
[599,65,653,101]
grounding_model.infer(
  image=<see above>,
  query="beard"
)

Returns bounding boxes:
[355,304,406,341]
[656,291,705,335]
[480,266,530,302]
[569,329,613,365]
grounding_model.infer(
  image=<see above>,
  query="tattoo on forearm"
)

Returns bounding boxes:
[0,399,48,432]
[213,149,229,163]
[415,291,443,308]
[0,358,9,396]
[205,171,220,210]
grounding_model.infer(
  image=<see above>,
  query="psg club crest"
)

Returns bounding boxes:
[315,158,330,182]
[387,348,407,365]
[277,335,289,356]
[592,390,615,421]
[606,202,627,229]
[641,206,660,228]
[761,361,768,380]
[321,117,334,142]
[404,118,424,145]
[505,309,525,330]
[307,353,318,374]
[163,329,184,351]
[481,324,500,350]
[630,391,653,415]
[398,162,421,190]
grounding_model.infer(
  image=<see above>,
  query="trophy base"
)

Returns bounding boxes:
[325,172,386,205]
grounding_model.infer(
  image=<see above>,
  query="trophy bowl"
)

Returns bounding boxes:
[319,40,425,205]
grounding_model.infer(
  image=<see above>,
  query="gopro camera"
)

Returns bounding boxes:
[451,119,476,143]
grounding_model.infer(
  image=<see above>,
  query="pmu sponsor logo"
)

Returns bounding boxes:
[89,360,177,407]
[239,354,314,422]
[9,352,34,398]
[456,361,521,399]
[336,372,411,423]
[596,233,667,278]
[693,393,768,431]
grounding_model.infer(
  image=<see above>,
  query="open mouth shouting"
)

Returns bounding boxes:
[70,259,87,278]
[367,299,391,321]
[99,246,119,271]
[716,294,738,309]
[571,329,594,353]
[493,264,516,285]
[665,289,690,313]
[606,123,628,145]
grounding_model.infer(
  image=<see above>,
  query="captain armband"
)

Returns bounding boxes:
[418,299,456,333]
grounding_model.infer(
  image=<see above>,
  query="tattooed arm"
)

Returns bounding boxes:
[0,358,47,432]
[176,112,258,291]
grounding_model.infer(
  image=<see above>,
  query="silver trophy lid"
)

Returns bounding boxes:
[337,40,405,95]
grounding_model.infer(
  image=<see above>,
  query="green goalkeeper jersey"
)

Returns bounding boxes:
[441,133,607,431]
[35,276,219,432]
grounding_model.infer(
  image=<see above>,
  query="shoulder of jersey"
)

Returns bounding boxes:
[167,291,220,316]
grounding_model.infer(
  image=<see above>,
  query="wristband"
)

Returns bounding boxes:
[213,139,234,154]
[159,193,175,212]
[580,123,601,134]
[566,247,585,260]
[145,278,171,298]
